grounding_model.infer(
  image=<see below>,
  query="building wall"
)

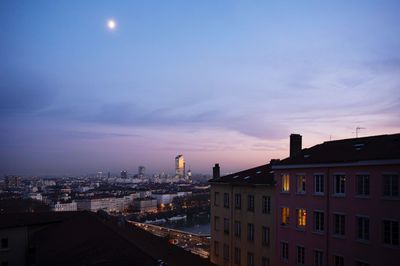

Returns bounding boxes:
[274,164,400,266]
[211,183,275,266]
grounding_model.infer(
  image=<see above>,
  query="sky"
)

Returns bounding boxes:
[1,0,400,176]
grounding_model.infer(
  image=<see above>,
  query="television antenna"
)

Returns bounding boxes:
[354,127,365,138]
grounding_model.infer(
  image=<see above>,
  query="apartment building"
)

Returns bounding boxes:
[273,133,400,266]
[210,164,276,266]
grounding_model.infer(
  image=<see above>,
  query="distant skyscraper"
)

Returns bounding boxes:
[107,172,111,178]
[175,154,185,179]
[138,166,146,178]
[120,170,128,179]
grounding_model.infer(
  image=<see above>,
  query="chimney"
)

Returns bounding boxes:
[290,134,302,157]
[213,163,220,179]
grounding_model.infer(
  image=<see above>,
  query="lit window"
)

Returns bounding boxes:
[334,175,346,195]
[314,174,324,194]
[356,175,370,196]
[383,220,399,246]
[297,209,307,228]
[297,175,306,194]
[282,174,290,192]
[282,207,290,226]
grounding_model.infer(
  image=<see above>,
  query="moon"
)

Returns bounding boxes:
[107,19,116,30]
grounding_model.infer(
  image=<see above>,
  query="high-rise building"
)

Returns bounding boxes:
[121,170,128,179]
[138,166,146,178]
[175,155,185,179]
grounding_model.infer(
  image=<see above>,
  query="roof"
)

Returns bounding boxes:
[1,211,215,266]
[209,164,275,185]
[276,133,400,167]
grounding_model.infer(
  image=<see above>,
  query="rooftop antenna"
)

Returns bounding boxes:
[355,127,365,138]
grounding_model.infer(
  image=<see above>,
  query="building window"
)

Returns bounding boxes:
[356,175,370,196]
[281,242,289,262]
[261,257,270,266]
[234,247,241,265]
[247,223,254,241]
[214,192,220,206]
[383,220,399,245]
[214,241,219,256]
[282,174,290,192]
[383,174,399,197]
[235,193,241,209]
[224,193,230,208]
[247,195,254,212]
[1,262,9,266]
[247,252,254,266]
[333,214,345,236]
[262,226,270,246]
[297,246,305,265]
[282,207,290,226]
[314,211,324,232]
[297,175,306,194]
[234,220,241,238]
[224,218,230,234]
[297,209,307,229]
[223,244,229,262]
[1,238,8,249]
[262,196,271,214]
[314,174,324,194]
[214,216,220,231]
[356,261,370,266]
[334,175,346,195]
[333,255,344,266]
[356,216,369,241]
[314,250,323,266]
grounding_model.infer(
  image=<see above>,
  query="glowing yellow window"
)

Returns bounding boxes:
[297,209,307,228]
[282,174,290,192]
[282,207,290,225]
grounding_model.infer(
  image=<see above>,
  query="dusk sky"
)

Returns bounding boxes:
[1,1,400,176]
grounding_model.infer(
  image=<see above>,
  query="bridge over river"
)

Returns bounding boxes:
[127,220,210,258]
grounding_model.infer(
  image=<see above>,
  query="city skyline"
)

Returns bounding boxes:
[1,1,400,176]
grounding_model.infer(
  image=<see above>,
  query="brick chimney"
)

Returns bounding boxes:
[213,163,220,179]
[290,134,302,157]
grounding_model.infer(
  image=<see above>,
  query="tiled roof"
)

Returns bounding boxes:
[276,133,400,166]
[209,164,275,185]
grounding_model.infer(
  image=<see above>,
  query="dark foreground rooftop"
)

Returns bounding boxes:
[0,211,215,266]
[209,164,275,185]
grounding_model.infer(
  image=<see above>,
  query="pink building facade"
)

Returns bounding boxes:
[273,134,400,266]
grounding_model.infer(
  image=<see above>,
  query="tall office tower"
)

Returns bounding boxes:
[175,154,185,179]
[138,166,146,178]
[120,170,128,179]
[107,172,111,178]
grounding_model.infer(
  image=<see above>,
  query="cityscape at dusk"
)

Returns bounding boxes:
[1,1,399,266]
[1,1,400,176]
